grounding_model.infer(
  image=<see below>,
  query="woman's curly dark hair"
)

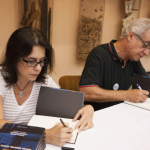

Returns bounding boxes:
[0,27,54,87]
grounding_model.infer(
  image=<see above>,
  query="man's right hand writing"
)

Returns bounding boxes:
[124,89,149,103]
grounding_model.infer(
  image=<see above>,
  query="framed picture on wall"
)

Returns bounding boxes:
[18,0,53,43]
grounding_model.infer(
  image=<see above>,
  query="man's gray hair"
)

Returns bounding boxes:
[120,18,150,39]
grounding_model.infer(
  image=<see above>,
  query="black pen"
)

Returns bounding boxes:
[60,118,67,127]
[61,147,74,150]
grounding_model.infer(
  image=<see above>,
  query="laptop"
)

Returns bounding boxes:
[36,86,84,119]
[132,74,150,97]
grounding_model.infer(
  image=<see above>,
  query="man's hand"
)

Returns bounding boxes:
[123,89,149,103]
[45,122,73,146]
[72,105,94,133]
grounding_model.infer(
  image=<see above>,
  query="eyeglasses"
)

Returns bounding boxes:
[135,33,148,48]
[22,58,47,67]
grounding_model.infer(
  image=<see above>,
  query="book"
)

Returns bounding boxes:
[0,123,45,150]
[124,74,150,110]
[31,87,84,144]
[28,115,79,144]
[36,86,84,119]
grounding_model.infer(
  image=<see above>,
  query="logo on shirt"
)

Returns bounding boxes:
[113,83,119,90]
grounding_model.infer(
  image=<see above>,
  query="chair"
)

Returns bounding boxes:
[59,75,81,91]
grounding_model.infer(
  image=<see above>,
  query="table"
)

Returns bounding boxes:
[46,103,150,150]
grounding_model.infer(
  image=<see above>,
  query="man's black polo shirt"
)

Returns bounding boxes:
[79,40,148,110]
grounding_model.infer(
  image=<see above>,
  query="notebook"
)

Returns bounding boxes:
[28,87,84,144]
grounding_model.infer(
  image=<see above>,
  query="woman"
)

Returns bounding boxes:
[0,27,94,146]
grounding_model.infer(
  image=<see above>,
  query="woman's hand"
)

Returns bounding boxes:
[45,122,73,146]
[72,105,94,133]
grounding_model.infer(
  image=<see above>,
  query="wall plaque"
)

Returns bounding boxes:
[77,0,105,61]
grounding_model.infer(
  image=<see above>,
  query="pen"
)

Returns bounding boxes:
[137,84,142,90]
[61,147,74,150]
[60,119,72,132]
[60,119,67,127]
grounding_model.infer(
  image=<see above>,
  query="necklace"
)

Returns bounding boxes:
[16,81,30,97]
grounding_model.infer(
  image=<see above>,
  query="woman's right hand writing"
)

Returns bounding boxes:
[45,122,73,146]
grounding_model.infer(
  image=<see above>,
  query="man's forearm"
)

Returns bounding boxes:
[79,86,126,103]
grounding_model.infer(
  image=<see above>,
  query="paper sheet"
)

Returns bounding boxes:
[28,115,79,144]
[124,98,150,110]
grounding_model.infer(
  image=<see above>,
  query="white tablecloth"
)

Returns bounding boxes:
[46,103,150,150]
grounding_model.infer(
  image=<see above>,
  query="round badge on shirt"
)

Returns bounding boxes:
[113,83,119,90]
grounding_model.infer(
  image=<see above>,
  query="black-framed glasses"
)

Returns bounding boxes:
[22,58,48,67]
[135,33,148,48]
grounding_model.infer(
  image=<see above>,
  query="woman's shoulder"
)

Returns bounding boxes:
[41,75,59,88]
[0,69,7,85]
[0,69,8,97]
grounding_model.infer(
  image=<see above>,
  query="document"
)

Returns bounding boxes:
[124,98,150,110]
[28,115,79,144]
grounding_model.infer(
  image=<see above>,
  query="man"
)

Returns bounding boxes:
[79,18,150,111]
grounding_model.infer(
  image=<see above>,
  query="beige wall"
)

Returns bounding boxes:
[102,0,124,43]
[51,0,84,85]
[0,0,150,86]
[0,0,18,59]
[139,0,150,72]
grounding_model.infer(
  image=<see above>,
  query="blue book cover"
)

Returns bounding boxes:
[0,123,45,150]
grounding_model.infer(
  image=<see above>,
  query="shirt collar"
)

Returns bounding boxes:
[109,40,123,61]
